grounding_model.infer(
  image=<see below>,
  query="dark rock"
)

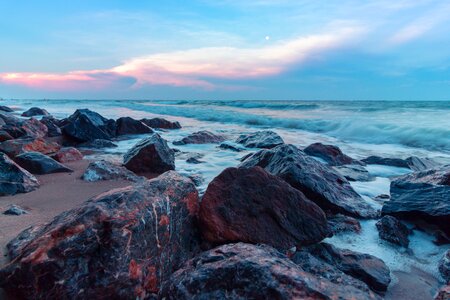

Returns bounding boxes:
[304,243,391,293]
[0,153,39,196]
[218,141,245,152]
[328,214,362,234]
[187,173,204,187]
[0,114,48,139]
[173,130,225,145]
[15,152,73,174]
[362,155,438,171]
[21,107,49,117]
[61,109,116,142]
[439,250,450,283]
[82,160,143,182]
[51,147,83,163]
[304,142,361,166]
[334,164,374,182]
[0,171,200,299]
[382,165,450,236]
[0,137,60,158]
[0,105,13,112]
[40,116,62,137]
[4,204,29,215]
[405,156,439,171]
[116,117,154,136]
[0,130,13,142]
[199,166,329,250]
[78,139,118,149]
[124,133,175,174]
[435,285,450,300]
[140,117,181,129]
[186,157,203,164]
[376,215,411,247]
[236,130,284,149]
[240,144,377,218]
[161,243,380,300]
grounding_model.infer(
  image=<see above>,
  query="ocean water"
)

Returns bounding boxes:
[3,99,450,289]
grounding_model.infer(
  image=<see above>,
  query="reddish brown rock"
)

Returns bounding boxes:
[0,171,200,299]
[116,117,154,136]
[0,130,13,142]
[161,243,381,300]
[0,114,48,139]
[0,137,60,158]
[199,166,329,250]
[435,285,450,300]
[51,147,83,163]
[304,142,362,166]
[140,117,181,129]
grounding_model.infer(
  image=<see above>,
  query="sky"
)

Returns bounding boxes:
[0,0,450,100]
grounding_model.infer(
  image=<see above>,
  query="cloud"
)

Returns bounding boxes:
[0,25,365,91]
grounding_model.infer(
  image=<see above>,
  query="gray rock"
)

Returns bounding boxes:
[0,153,39,196]
[15,152,73,175]
[82,160,143,182]
[21,107,49,117]
[4,205,29,215]
[78,139,118,149]
[334,164,374,182]
[376,215,411,247]
[439,250,450,283]
[173,131,225,145]
[218,141,245,152]
[115,117,153,136]
[61,109,116,142]
[236,130,284,149]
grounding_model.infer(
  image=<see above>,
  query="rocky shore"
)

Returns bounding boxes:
[0,104,448,299]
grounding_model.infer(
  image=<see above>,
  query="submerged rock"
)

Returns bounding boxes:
[334,164,374,182]
[218,141,245,152]
[51,147,83,163]
[82,160,143,182]
[21,107,49,117]
[173,130,225,145]
[161,243,380,300]
[140,117,181,129]
[0,153,39,196]
[199,167,329,250]
[439,250,450,283]
[40,116,62,137]
[78,138,118,149]
[115,117,154,136]
[236,130,284,149]
[0,137,60,158]
[61,109,116,142]
[240,144,377,218]
[15,152,73,174]
[382,165,450,235]
[0,171,200,299]
[304,142,361,166]
[376,215,411,247]
[4,204,29,216]
[124,133,175,174]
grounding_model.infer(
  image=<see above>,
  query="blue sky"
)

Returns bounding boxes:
[1,0,449,100]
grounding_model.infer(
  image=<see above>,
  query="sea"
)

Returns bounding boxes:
[2,99,450,296]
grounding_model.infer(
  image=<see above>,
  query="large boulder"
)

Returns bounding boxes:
[236,130,284,149]
[82,160,143,182]
[141,117,181,129]
[15,152,73,175]
[21,107,49,117]
[0,114,48,139]
[0,153,39,196]
[115,117,154,136]
[61,109,116,142]
[124,133,175,174]
[303,243,391,293]
[161,243,380,300]
[376,215,411,247]
[0,137,60,158]
[362,155,438,171]
[304,142,361,166]
[50,147,83,163]
[240,144,377,218]
[439,250,450,283]
[173,130,225,145]
[0,171,201,299]
[199,167,329,250]
[382,165,450,235]
[40,116,62,137]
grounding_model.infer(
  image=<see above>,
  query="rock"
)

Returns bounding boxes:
[161,243,380,300]
[236,130,284,149]
[82,160,143,182]
[304,142,361,166]
[405,156,439,171]
[51,147,83,163]
[0,171,200,299]
[78,139,118,149]
[0,137,60,158]
[328,214,362,234]
[305,243,391,293]
[0,130,13,142]
[187,173,204,187]
[218,141,245,152]
[439,250,450,283]
[435,285,450,300]
[0,153,39,196]
[173,130,225,145]
[61,109,116,142]
[0,105,13,112]
[21,107,49,117]
[376,215,411,247]
[362,155,438,171]
[4,204,29,215]
[186,157,203,164]
[382,165,450,236]
[240,144,377,218]
[140,117,181,129]
[199,167,329,250]
[124,133,175,174]
[0,115,48,139]
[115,117,154,136]
[334,164,374,181]
[40,116,62,137]
[15,152,73,175]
